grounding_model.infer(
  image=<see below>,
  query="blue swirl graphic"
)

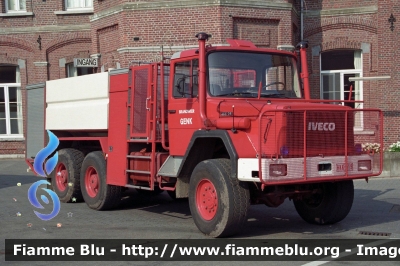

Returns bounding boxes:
[33,130,59,177]
[28,180,61,221]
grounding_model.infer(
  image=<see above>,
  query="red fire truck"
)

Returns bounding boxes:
[26,33,383,237]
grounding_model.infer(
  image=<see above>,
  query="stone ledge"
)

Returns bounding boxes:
[26,83,45,90]
[304,6,378,17]
[54,10,94,15]
[33,62,48,67]
[354,130,375,135]
[91,0,294,22]
[117,44,228,53]
[377,152,400,178]
[0,12,33,17]
[0,137,25,141]
[0,154,25,159]
[0,24,91,35]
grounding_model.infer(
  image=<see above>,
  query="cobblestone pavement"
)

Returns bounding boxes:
[1,159,400,266]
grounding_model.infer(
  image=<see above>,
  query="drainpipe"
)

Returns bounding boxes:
[195,32,211,128]
[301,0,304,41]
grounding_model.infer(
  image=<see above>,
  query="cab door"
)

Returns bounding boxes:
[168,59,201,155]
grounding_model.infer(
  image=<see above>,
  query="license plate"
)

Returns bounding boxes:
[336,163,353,172]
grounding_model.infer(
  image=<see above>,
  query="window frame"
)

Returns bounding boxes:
[66,62,94,77]
[66,62,77,77]
[0,84,23,138]
[5,0,27,13]
[207,51,302,98]
[319,51,364,131]
[65,0,93,11]
[172,59,199,99]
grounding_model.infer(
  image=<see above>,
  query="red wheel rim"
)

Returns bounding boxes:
[55,163,68,192]
[85,166,99,198]
[196,179,218,221]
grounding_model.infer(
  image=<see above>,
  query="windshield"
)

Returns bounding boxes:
[208,51,301,98]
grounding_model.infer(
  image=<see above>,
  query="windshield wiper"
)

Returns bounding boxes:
[215,92,257,97]
[259,93,291,98]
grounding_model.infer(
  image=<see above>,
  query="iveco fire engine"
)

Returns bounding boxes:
[26,33,383,237]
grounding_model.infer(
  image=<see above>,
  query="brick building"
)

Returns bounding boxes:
[0,0,398,157]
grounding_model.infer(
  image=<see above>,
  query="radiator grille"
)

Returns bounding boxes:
[259,109,382,182]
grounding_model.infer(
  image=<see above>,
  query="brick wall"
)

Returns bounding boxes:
[91,3,296,70]
[0,0,92,156]
[303,0,400,148]
[377,0,400,146]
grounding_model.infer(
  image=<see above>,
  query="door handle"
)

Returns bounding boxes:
[146,97,151,111]
[168,110,176,114]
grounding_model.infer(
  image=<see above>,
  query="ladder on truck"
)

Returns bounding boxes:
[125,63,172,192]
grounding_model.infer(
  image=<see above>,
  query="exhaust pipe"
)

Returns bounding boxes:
[296,41,310,100]
[196,32,212,128]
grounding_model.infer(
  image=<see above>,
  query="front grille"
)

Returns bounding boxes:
[259,108,382,182]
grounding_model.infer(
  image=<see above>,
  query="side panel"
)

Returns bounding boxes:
[46,72,109,130]
[26,83,45,159]
[107,73,129,186]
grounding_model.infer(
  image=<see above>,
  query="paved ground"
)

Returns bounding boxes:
[1,159,400,266]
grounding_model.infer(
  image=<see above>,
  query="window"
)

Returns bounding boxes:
[320,50,363,106]
[66,63,94,77]
[0,66,23,137]
[173,59,198,98]
[5,0,26,12]
[320,50,363,129]
[66,0,93,10]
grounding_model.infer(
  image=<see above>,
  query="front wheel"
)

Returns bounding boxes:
[189,159,250,237]
[293,180,354,225]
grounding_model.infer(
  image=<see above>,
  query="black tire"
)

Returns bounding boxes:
[293,180,354,225]
[80,151,122,210]
[189,159,250,237]
[50,148,84,203]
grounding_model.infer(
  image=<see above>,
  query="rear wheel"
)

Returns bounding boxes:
[50,148,84,203]
[189,159,250,237]
[80,151,122,210]
[293,180,354,225]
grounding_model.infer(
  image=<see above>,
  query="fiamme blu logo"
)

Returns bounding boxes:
[28,130,60,221]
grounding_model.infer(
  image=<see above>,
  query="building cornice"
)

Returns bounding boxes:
[91,0,294,22]
[304,6,377,17]
[117,44,229,54]
[0,24,91,35]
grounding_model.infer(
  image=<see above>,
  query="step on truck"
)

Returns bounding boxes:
[26,33,383,237]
